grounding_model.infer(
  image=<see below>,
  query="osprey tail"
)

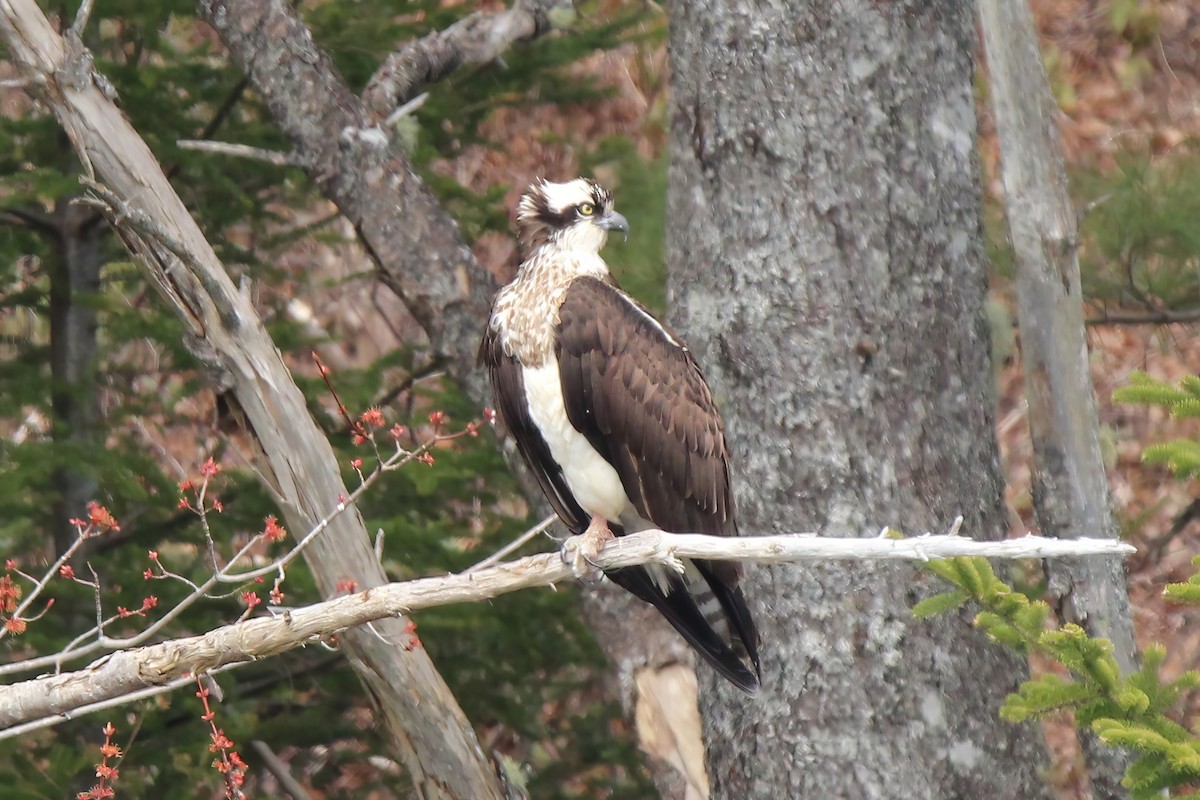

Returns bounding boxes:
[607,559,761,693]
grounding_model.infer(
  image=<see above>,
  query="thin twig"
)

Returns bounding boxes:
[0,522,97,644]
[70,0,95,35]
[250,740,314,800]
[176,139,296,167]
[467,514,558,573]
[0,429,467,678]
[1086,306,1200,326]
[384,91,429,127]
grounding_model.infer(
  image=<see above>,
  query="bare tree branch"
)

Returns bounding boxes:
[362,0,576,119]
[250,740,314,800]
[0,206,57,235]
[196,0,498,403]
[1085,306,1200,326]
[0,662,245,741]
[0,526,1134,735]
[176,138,297,166]
[0,3,505,797]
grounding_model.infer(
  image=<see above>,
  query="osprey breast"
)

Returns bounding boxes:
[521,354,632,523]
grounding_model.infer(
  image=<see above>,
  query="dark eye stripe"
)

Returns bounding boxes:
[533,193,575,228]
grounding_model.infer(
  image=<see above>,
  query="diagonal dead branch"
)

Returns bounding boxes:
[176,138,298,166]
[362,0,576,119]
[1085,306,1200,326]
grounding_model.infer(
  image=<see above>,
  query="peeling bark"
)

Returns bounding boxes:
[980,0,1138,794]
[667,1,1051,796]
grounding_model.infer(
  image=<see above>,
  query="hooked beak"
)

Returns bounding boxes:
[596,210,630,239]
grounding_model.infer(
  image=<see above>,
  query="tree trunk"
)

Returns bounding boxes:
[979,1,1137,795]
[47,201,103,557]
[666,2,1050,797]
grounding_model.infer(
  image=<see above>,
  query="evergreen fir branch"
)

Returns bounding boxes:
[1092,721,1178,760]
[1121,752,1175,796]
[999,673,1098,722]
[1111,383,1190,407]
[921,554,1200,794]
[1165,740,1200,774]
[1163,581,1200,603]
[910,590,969,618]
[974,611,1028,650]
[1142,440,1200,478]
[1170,397,1200,418]
[1113,685,1151,715]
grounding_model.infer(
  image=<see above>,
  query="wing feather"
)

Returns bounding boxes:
[556,278,735,537]
[478,325,587,533]
[554,278,760,691]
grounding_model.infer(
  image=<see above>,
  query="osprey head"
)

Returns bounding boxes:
[516,178,629,253]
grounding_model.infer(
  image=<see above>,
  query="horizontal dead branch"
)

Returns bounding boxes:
[0,525,1133,736]
[1086,306,1200,326]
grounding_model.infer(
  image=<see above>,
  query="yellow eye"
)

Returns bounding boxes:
[578,202,595,216]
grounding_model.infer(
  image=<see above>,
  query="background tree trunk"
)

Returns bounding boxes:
[980,1,1137,795]
[47,201,102,558]
[666,2,1051,796]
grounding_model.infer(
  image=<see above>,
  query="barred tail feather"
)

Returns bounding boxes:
[607,560,761,693]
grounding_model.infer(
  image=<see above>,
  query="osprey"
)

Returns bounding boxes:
[480,177,761,692]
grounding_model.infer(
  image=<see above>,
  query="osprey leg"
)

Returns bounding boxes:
[560,514,615,578]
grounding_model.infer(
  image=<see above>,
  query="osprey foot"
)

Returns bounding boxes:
[560,516,615,580]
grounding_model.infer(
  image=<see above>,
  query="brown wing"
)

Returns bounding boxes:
[554,277,736,538]
[478,324,588,533]
[556,277,760,691]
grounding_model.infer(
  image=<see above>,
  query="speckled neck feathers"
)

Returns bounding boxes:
[488,245,612,367]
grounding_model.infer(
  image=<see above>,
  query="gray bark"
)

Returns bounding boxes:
[980,0,1137,795]
[666,2,1050,797]
[0,6,504,798]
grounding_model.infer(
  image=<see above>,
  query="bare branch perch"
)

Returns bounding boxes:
[0,527,1133,736]
[362,0,575,119]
